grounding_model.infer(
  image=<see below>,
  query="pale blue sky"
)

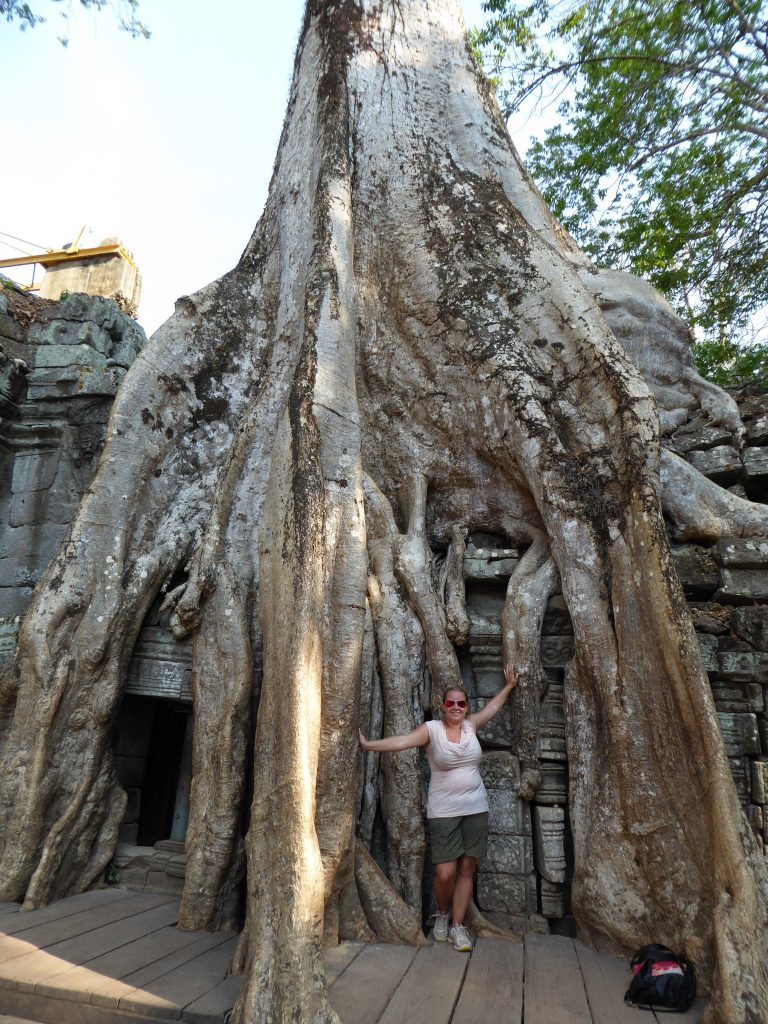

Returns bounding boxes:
[0,1,513,337]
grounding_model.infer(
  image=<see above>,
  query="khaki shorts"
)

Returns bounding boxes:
[428,811,488,864]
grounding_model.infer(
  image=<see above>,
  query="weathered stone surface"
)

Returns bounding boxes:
[469,642,504,696]
[533,805,566,884]
[750,759,768,804]
[709,681,763,714]
[715,569,768,604]
[540,878,566,918]
[540,635,575,669]
[0,587,32,618]
[0,618,19,666]
[687,445,742,485]
[486,791,530,837]
[464,549,518,582]
[748,804,764,839]
[542,595,573,634]
[482,834,534,875]
[729,756,751,803]
[746,414,768,446]
[476,870,536,915]
[480,750,521,791]
[475,697,513,748]
[689,603,731,635]
[670,544,720,593]
[536,761,568,805]
[671,424,734,453]
[716,651,768,683]
[717,712,761,756]
[539,681,567,761]
[744,448,768,481]
[714,537,768,569]
[126,626,192,702]
[731,607,768,650]
[697,633,718,673]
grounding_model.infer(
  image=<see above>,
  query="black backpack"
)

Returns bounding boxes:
[624,944,697,1013]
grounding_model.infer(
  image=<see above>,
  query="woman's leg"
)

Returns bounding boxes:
[433,860,457,912]
[451,855,476,926]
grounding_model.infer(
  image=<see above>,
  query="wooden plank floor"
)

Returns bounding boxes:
[0,891,710,1023]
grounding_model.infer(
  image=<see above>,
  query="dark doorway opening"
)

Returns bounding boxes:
[137,704,188,847]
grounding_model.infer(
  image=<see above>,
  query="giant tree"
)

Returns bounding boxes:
[0,2,766,1023]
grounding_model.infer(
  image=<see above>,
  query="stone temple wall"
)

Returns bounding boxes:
[463,395,768,933]
[0,281,766,929]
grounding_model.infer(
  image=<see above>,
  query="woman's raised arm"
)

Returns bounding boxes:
[358,722,430,752]
[468,664,519,730]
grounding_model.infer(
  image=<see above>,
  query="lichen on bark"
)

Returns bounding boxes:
[0,1,767,1022]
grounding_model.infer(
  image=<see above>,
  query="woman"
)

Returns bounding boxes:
[359,663,519,951]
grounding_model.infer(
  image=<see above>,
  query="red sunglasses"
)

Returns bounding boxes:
[443,699,467,709]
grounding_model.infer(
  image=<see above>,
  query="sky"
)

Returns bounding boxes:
[0,0,515,339]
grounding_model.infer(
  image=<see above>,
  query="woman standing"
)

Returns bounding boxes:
[359,664,519,951]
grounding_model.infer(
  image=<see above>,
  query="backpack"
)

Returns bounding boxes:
[624,943,697,1013]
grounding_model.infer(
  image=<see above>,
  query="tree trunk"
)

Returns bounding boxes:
[1,1,766,1021]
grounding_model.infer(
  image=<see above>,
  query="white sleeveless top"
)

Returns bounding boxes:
[425,719,488,819]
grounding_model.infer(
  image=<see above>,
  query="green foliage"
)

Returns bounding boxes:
[692,338,768,390]
[1,0,149,41]
[475,1,768,357]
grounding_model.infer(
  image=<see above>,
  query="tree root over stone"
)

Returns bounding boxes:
[0,2,766,1022]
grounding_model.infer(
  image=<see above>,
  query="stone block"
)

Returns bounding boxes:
[540,635,575,669]
[743,448,768,481]
[469,643,504,697]
[714,538,768,569]
[475,698,512,748]
[0,619,19,666]
[540,878,566,918]
[746,415,768,446]
[480,750,520,791]
[145,871,184,895]
[709,682,763,714]
[476,871,536,915]
[33,343,108,370]
[118,823,139,845]
[732,607,768,651]
[750,758,768,804]
[729,756,751,803]
[9,488,50,528]
[10,451,60,493]
[672,424,734,453]
[539,681,566,760]
[464,549,518,582]
[697,634,718,673]
[717,712,761,756]
[0,587,32,619]
[715,570,768,605]
[0,312,23,342]
[747,804,764,839]
[533,805,566,884]
[670,545,720,594]
[687,445,742,485]
[482,834,534,875]
[689,603,731,635]
[543,595,572,634]
[126,626,192,702]
[466,587,505,622]
[118,864,148,890]
[536,761,568,805]
[759,715,768,753]
[716,652,768,684]
[486,791,530,837]
[166,854,188,879]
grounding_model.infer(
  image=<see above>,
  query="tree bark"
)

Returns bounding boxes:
[0,1,766,1021]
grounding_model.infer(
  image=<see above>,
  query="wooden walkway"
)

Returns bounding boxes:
[0,890,708,1023]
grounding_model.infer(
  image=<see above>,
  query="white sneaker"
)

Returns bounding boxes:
[432,909,450,942]
[449,923,473,952]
